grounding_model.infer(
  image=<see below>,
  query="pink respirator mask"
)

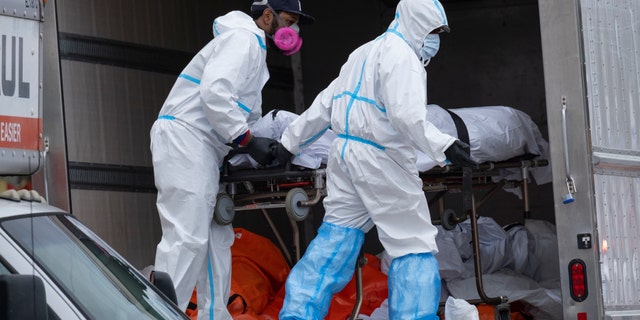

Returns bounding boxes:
[267,3,302,56]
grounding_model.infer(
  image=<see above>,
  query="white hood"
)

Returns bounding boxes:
[212,10,264,38]
[389,0,449,55]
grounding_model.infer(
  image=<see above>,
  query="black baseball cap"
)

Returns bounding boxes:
[251,0,315,24]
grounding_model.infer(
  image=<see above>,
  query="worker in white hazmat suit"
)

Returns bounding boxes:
[275,0,476,318]
[150,1,313,319]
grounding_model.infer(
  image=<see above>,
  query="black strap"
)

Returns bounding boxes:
[504,222,525,232]
[227,293,247,313]
[271,109,281,120]
[443,108,473,217]
[443,108,470,146]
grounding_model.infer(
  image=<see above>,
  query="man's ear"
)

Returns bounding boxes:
[261,8,274,24]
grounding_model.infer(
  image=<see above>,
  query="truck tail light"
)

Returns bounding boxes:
[569,259,588,301]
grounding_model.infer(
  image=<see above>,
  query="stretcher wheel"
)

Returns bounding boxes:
[285,188,310,221]
[495,303,511,320]
[214,193,235,225]
[441,208,458,230]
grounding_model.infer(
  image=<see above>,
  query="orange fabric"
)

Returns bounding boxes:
[189,229,389,319]
[259,260,388,320]
[229,256,273,315]
[187,228,291,319]
[233,310,262,320]
[185,289,198,320]
[476,304,530,320]
[231,228,291,293]
[229,228,291,317]
[325,253,388,320]
[258,285,285,320]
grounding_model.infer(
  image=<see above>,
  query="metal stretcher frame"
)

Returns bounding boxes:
[422,158,549,319]
[217,163,327,266]
[217,157,549,319]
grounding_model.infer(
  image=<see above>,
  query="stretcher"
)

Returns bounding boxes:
[425,158,549,320]
[214,106,551,319]
[216,155,549,319]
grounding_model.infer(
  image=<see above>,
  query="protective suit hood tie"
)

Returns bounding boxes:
[266,2,303,55]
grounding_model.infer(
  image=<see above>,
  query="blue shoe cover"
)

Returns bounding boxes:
[388,252,441,320]
[279,222,364,320]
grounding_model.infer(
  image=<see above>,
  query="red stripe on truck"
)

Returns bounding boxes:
[0,115,40,150]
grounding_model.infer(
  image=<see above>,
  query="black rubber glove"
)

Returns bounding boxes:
[444,140,478,168]
[245,137,278,166]
[273,142,293,167]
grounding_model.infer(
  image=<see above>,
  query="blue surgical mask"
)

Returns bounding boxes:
[420,34,440,67]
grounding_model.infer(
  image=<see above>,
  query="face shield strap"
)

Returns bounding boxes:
[265,2,287,29]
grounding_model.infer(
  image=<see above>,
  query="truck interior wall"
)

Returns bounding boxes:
[417,0,554,228]
[428,3,552,231]
[299,0,555,253]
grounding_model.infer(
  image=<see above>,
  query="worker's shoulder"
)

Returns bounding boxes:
[213,28,264,49]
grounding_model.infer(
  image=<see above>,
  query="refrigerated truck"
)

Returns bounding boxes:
[2,0,639,319]
[539,0,640,319]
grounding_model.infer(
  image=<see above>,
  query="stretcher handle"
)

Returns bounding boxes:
[349,248,367,320]
[461,166,473,217]
[469,195,508,305]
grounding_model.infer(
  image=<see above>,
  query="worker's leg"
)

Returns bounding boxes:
[279,222,365,320]
[388,252,441,319]
[195,222,233,320]
[151,120,225,314]
[336,146,441,319]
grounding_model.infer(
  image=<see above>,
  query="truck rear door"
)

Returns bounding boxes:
[539,0,640,318]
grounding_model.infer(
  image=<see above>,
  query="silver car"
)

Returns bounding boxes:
[0,191,188,320]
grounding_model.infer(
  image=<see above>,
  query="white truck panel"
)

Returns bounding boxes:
[583,0,640,151]
[580,0,640,317]
[0,0,41,21]
[0,3,42,174]
[595,175,640,310]
[0,15,40,118]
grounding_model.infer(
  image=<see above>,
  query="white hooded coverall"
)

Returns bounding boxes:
[279,0,455,318]
[150,11,268,320]
[281,0,454,259]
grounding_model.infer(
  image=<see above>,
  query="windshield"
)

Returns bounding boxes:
[1,213,187,320]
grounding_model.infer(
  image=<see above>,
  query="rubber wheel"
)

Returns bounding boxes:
[441,208,458,230]
[214,193,235,225]
[285,188,310,221]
